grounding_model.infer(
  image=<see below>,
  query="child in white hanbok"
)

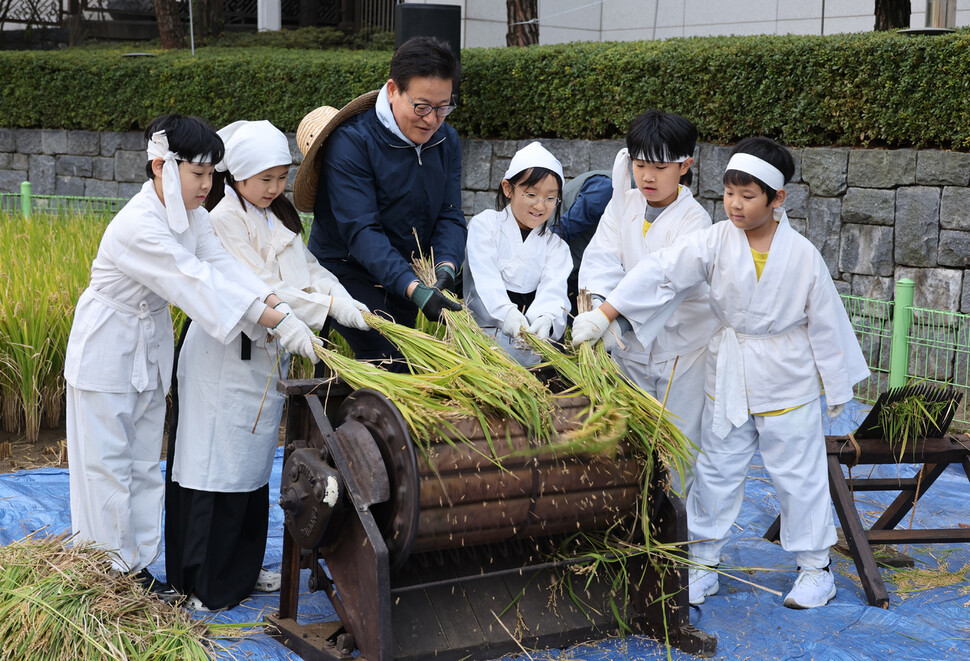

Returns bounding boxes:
[463,141,571,366]
[572,137,869,610]
[165,120,370,611]
[64,114,321,602]
[579,110,719,497]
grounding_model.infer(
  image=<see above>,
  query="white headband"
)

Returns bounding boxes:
[146,131,211,233]
[503,141,564,182]
[216,120,292,182]
[725,153,785,192]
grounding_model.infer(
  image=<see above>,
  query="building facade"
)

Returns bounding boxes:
[403,0,970,49]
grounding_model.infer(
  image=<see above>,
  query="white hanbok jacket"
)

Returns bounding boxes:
[173,190,347,492]
[609,209,870,437]
[207,190,341,329]
[463,208,572,338]
[65,181,271,394]
[580,185,719,364]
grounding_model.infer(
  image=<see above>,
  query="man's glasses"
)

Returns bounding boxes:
[404,90,457,117]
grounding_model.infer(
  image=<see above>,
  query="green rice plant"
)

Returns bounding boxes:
[0,533,254,660]
[312,342,472,448]
[519,332,692,484]
[364,312,556,443]
[0,210,108,442]
[876,383,957,460]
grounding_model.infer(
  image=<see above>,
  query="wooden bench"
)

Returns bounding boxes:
[764,433,970,608]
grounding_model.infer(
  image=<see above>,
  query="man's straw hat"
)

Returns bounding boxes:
[292,90,379,212]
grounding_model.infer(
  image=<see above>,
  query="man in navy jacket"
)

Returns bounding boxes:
[303,36,465,366]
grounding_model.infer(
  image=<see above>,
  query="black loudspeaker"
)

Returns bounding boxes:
[394,3,462,66]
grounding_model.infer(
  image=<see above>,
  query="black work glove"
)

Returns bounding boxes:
[432,263,457,294]
[410,283,462,322]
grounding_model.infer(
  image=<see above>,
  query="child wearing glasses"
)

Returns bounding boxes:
[577,110,720,496]
[573,136,869,609]
[463,141,572,366]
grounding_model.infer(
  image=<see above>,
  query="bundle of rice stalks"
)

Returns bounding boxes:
[0,535,247,660]
[363,312,556,443]
[312,343,472,446]
[519,314,693,485]
[873,383,960,458]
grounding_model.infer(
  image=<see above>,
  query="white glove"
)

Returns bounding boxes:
[601,319,624,353]
[329,296,370,331]
[501,309,529,339]
[571,308,611,346]
[327,285,369,312]
[526,315,554,340]
[270,313,322,363]
[826,402,844,418]
[273,300,294,316]
[328,283,351,299]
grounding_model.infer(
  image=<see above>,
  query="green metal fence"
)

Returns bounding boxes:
[842,293,893,405]
[0,182,127,216]
[843,278,970,431]
[0,182,315,225]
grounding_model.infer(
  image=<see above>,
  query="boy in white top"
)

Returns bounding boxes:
[64,114,321,600]
[572,137,869,610]
[579,110,719,496]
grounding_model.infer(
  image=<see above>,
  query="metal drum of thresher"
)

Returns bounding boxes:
[331,388,644,567]
[270,382,718,661]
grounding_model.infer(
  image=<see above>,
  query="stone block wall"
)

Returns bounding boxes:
[2,127,968,314]
[0,128,152,200]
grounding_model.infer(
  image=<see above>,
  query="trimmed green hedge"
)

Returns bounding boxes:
[3,29,970,148]
[0,48,389,134]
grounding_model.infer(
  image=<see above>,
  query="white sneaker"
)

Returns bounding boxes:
[784,568,836,609]
[688,567,719,605]
[255,568,281,592]
[185,593,223,612]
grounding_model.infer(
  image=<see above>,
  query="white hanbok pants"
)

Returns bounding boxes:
[687,396,836,570]
[66,381,166,572]
[613,344,707,498]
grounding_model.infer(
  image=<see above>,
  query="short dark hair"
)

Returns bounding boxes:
[626,110,697,186]
[496,166,563,236]
[389,36,459,93]
[143,114,224,179]
[723,136,795,202]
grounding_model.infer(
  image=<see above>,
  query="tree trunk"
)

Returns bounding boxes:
[301,0,321,27]
[66,0,86,47]
[154,0,186,49]
[195,0,224,38]
[506,0,538,47]
[874,0,910,31]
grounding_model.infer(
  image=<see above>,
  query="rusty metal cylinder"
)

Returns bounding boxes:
[404,396,642,554]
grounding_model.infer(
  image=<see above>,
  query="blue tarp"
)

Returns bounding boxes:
[1,399,968,660]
